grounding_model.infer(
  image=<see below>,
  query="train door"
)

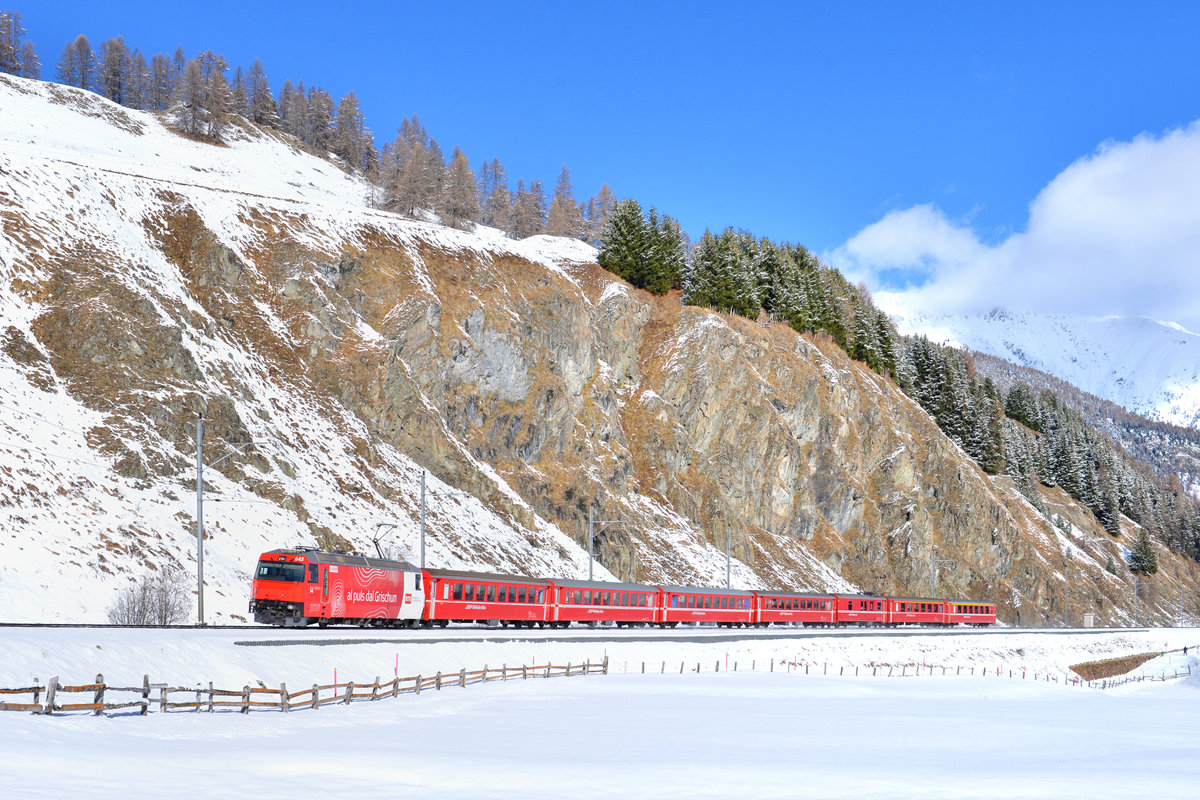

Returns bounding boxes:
[304,563,320,617]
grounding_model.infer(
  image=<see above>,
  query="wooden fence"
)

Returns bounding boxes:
[0,658,608,716]
[612,655,1193,689]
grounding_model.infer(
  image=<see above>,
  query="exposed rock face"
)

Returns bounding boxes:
[2,73,1195,624]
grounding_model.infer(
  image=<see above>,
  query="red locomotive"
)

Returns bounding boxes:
[250,547,998,629]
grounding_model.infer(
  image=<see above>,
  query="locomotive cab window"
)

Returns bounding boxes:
[256,562,306,583]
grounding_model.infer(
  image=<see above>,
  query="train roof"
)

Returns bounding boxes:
[261,548,417,571]
[549,578,657,592]
[891,596,952,603]
[757,589,840,598]
[947,599,995,605]
[424,567,551,586]
[658,584,755,596]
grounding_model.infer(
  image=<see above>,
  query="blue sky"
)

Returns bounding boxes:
[16,1,1200,326]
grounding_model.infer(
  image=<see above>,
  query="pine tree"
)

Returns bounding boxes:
[98,36,130,105]
[230,65,250,119]
[125,50,149,109]
[0,10,24,75]
[512,179,547,238]
[586,184,616,245]
[19,39,37,79]
[248,59,278,127]
[1128,528,1158,575]
[438,146,480,229]
[598,199,651,286]
[546,165,584,238]
[148,52,173,110]
[333,92,368,168]
[56,34,96,90]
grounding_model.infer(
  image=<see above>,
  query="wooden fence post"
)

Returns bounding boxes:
[371,677,380,701]
[281,683,290,712]
[94,674,104,716]
[345,682,354,704]
[435,671,442,690]
[141,675,150,716]
[603,656,609,675]
[208,682,215,713]
[44,676,58,716]
[459,669,466,688]
[523,665,528,680]
[241,686,250,714]
[312,684,320,709]
[415,675,421,695]
[503,663,507,682]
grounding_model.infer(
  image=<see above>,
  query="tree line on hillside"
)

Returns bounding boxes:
[972,349,1200,498]
[901,336,1199,563]
[599,203,898,377]
[0,9,618,242]
[597,205,1199,565]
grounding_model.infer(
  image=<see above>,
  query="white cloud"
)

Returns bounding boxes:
[828,122,1200,332]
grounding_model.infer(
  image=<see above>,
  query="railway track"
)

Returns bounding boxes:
[0,621,1148,643]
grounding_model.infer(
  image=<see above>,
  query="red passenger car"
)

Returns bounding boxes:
[659,585,755,627]
[946,600,997,627]
[834,594,889,626]
[424,569,550,627]
[754,591,837,626]
[888,597,949,626]
[549,580,658,627]
[250,548,423,627]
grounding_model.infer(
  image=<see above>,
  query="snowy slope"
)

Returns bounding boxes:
[891,309,1200,428]
[0,74,623,623]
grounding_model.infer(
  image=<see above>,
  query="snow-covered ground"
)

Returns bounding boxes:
[1,627,1196,799]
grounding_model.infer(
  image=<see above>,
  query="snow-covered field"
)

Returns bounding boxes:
[1,627,1196,799]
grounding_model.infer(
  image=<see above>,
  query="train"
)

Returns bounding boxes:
[250,547,997,629]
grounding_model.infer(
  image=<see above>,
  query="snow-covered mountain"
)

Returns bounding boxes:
[891,309,1200,429]
[3,73,1196,627]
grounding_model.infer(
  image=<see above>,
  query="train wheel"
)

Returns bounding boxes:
[317,619,328,628]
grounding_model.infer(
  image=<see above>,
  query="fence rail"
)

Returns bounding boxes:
[1,659,609,717]
[6,648,1193,717]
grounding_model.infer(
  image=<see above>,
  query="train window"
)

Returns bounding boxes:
[307,564,318,583]
[671,595,678,608]
[451,583,462,601]
[518,587,527,603]
[257,562,306,582]
[572,590,580,604]
[600,592,609,606]
[502,587,511,603]
[486,586,496,602]
[463,584,473,601]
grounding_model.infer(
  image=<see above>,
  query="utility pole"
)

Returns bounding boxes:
[1134,573,1139,627]
[587,507,621,582]
[1064,556,1070,629]
[726,530,768,589]
[420,471,426,569]
[930,548,956,597]
[195,414,204,627]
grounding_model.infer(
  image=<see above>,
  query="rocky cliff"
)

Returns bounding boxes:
[1,74,1195,624]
